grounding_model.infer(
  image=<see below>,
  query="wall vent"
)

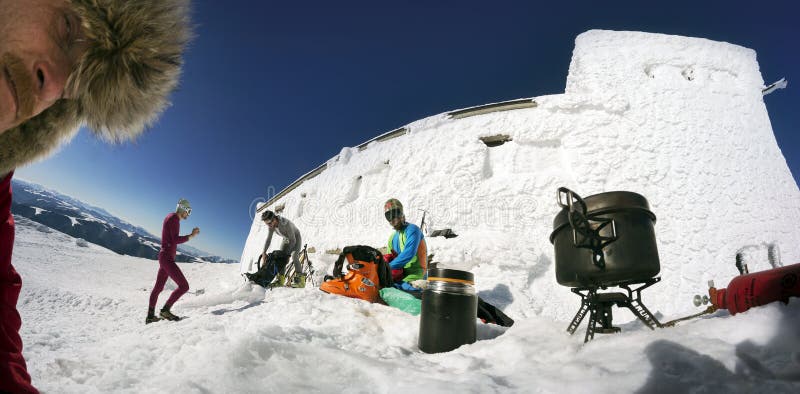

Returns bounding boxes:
[480,134,513,147]
[448,99,537,119]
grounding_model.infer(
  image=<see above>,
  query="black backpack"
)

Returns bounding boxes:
[245,250,290,288]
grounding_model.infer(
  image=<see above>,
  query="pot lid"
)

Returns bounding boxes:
[551,190,656,242]
[426,268,474,283]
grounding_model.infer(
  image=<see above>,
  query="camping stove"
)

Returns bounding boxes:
[550,187,665,342]
[566,278,663,342]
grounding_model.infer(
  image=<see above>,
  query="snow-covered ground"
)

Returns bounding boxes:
[14,216,800,393]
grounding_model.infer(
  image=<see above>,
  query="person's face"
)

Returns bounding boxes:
[385,209,404,230]
[178,210,189,220]
[264,218,277,229]
[0,0,89,134]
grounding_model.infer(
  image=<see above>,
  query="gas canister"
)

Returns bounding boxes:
[709,263,800,315]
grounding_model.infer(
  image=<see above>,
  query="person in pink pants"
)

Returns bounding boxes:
[147,199,200,323]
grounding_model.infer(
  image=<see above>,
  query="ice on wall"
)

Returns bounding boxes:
[241,30,800,321]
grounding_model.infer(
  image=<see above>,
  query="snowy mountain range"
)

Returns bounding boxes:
[10,178,237,264]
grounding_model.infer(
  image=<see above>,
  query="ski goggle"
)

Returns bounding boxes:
[385,208,403,221]
[183,207,192,216]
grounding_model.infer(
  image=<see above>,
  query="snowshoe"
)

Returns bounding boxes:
[160,309,182,321]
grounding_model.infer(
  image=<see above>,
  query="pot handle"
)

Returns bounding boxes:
[557,187,618,269]
[557,187,588,216]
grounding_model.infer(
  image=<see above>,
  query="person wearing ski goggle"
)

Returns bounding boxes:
[383,199,427,289]
[385,208,404,224]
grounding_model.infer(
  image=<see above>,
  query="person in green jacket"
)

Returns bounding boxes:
[384,198,427,291]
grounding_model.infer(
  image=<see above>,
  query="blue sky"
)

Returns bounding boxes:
[16,0,799,260]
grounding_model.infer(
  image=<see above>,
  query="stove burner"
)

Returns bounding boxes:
[567,277,663,342]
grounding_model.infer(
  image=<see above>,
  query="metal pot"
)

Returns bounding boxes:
[550,188,660,288]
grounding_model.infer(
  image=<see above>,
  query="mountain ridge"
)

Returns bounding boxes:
[11,178,237,264]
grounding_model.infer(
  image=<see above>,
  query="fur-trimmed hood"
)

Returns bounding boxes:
[0,0,192,177]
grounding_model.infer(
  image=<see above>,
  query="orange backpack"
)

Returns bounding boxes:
[320,245,393,303]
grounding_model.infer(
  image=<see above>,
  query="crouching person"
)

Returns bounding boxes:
[261,210,305,288]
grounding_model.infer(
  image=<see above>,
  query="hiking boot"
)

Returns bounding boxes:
[146,307,160,324]
[160,308,182,321]
[272,274,286,287]
[290,274,306,288]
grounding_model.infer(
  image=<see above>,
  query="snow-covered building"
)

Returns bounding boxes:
[241,30,800,320]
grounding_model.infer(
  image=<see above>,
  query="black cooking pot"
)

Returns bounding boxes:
[550,188,660,288]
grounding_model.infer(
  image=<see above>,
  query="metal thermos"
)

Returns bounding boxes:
[418,268,478,353]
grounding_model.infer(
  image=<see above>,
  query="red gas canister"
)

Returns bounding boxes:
[709,263,800,315]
